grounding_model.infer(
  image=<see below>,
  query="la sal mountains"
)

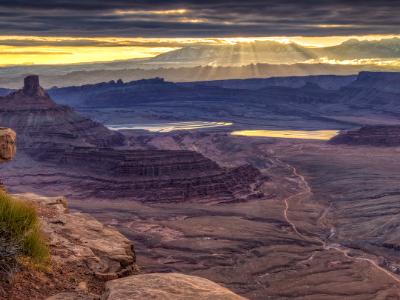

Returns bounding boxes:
[1,38,400,88]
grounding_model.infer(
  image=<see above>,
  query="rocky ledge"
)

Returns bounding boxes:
[3,193,245,300]
[2,193,136,299]
[16,194,137,281]
[330,125,400,146]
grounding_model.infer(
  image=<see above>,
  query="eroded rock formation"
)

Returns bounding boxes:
[0,127,16,162]
[0,127,16,190]
[27,146,263,202]
[0,76,263,203]
[0,75,124,148]
[330,125,400,146]
[23,75,46,97]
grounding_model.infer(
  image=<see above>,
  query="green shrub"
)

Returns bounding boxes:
[0,192,49,264]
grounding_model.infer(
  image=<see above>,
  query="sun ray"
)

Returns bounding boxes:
[1,35,400,66]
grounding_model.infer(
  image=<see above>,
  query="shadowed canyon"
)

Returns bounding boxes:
[1,72,400,299]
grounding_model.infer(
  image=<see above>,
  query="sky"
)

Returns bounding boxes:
[0,0,399,65]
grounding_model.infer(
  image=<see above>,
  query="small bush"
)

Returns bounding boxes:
[0,192,49,267]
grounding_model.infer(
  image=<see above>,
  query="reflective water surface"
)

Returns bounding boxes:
[107,121,233,132]
[231,129,339,140]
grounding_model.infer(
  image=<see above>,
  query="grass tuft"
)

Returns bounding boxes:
[0,191,49,266]
[22,227,49,263]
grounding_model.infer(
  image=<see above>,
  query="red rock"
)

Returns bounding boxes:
[0,75,124,148]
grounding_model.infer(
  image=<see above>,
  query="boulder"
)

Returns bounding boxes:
[102,273,247,300]
[0,127,16,162]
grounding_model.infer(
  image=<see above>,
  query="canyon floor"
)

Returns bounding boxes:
[61,132,400,299]
[3,129,400,299]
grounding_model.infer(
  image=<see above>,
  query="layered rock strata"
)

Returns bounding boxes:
[0,76,262,203]
[25,145,262,201]
[330,125,400,146]
[0,75,124,148]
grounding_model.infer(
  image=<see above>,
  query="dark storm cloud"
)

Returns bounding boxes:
[0,0,399,37]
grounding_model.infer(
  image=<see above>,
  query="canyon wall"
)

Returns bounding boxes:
[0,76,262,203]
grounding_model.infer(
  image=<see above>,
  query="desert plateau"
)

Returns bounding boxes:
[1,1,400,299]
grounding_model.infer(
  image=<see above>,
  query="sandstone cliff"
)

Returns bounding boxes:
[0,75,124,148]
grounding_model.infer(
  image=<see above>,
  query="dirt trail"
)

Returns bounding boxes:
[279,158,400,285]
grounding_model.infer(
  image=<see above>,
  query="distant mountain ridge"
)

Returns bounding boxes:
[347,71,400,93]
[1,63,398,89]
[181,74,357,90]
[151,41,317,65]
[152,38,400,65]
[1,38,400,88]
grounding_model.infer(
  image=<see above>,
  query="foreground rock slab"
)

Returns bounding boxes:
[46,292,93,300]
[102,273,247,300]
[16,193,137,280]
